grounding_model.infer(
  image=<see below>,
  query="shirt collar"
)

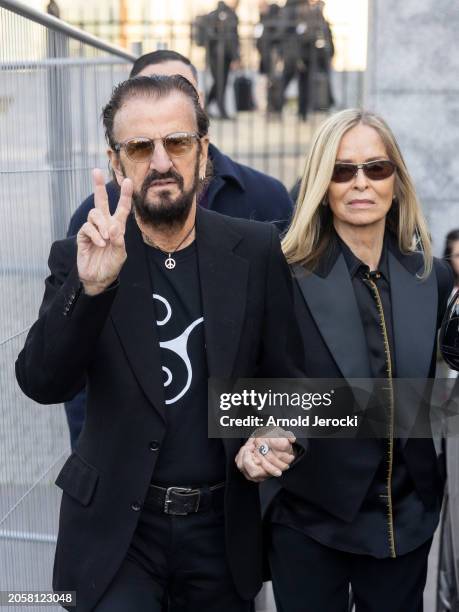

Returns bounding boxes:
[337,230,390,281]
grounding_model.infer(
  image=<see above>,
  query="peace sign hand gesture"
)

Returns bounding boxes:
[77,169,133,296]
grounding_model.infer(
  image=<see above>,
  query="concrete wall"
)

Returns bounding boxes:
[365,1,459,255]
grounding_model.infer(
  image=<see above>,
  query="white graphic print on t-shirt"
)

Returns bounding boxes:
[153,293,204,405]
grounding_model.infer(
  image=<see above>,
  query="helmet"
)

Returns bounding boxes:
[440,290,459,371]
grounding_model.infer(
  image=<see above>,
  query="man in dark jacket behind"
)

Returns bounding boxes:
[65,49,294,449]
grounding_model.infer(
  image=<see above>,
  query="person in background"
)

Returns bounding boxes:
[281,0,334,121]
[443,229,459,295]
[280,0,334,120]
[255,1,284,114]
[46,0,60,18]
[279,0,308,118]
[64,49,294,450]
[437,229,459,380]
[435,230,459,611]
[203,0,240,120]
[261,109,453,612]
[308,0,335,112]
[256,1,280,76]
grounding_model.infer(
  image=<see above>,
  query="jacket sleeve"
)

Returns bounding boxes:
[15,239,118,404]
[257,225,306,378]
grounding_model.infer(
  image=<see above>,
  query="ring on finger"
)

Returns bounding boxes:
[258,443,270,456]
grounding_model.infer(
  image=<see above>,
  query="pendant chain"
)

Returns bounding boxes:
[142,222,196,270]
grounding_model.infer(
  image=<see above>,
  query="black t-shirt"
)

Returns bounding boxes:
[145,241,225,486]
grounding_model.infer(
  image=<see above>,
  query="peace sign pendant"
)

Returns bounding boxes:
[165,256,176,270]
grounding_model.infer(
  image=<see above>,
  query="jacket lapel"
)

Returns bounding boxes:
[196,208,249,378]
[205,175,226,211]
[388,250,438,445]
[205,145,245,211]
[388,250,437,378]
[110,215,166,422]
[295,241,438,444]
[294,254,371,379]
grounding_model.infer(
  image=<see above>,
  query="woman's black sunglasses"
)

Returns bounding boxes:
[331,159,396,183]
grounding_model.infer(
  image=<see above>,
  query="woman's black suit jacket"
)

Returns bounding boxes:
[264,236,453,529]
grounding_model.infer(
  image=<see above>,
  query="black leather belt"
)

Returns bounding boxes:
[145,482,225,516]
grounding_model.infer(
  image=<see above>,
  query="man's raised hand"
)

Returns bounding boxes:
[77,169,133,296]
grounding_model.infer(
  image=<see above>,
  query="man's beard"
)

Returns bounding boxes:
[123,154,200,230]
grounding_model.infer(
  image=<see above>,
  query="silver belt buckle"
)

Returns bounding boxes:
[164,487,200,515]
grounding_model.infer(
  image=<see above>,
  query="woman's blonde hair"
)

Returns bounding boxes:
[282,109,432,277]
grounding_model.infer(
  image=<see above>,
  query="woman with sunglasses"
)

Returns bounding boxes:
[262,109,454,612]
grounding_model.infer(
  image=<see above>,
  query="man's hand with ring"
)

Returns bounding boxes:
[235,429,296,482]
[258,442,270,456]
[235,438,284,482]
[252,430,296,476]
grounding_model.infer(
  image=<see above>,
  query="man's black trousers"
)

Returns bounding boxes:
[94,493,251,612]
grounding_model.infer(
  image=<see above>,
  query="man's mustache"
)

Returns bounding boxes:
[142,170,184,192]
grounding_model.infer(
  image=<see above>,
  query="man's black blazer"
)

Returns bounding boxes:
[264,236,454,524]
[64,144,294,448]
[15,207,304,612]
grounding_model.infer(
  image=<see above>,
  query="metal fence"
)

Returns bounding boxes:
[68,14,365,190]
[0,0,134,601]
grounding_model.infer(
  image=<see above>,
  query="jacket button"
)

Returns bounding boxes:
[131,502,141,512]
[149,441,160,451]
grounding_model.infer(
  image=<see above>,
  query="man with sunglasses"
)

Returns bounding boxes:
[16,75,303,611]
[65,49,294,450]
